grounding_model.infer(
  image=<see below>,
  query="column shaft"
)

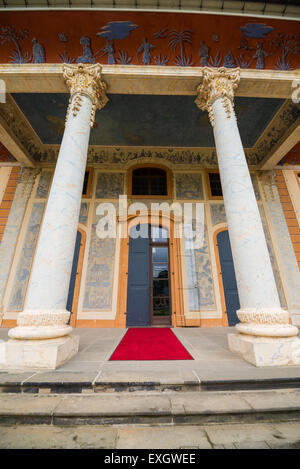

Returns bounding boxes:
[195,67,298,338]
[25,94,92,312]
[212,97,280,310]
[8,64,108,341]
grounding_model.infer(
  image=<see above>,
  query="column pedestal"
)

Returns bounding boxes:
[0,336,79,370]
[228,334,300,367]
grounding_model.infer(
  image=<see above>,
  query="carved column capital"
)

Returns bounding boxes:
[195,67,240,126]
[63,64,108,127]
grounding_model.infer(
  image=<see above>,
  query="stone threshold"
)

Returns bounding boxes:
[2,376,300,395]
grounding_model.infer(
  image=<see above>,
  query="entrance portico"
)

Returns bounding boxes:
[0,61,299,368]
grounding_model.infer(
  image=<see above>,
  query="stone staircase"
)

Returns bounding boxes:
[1,387,300,427]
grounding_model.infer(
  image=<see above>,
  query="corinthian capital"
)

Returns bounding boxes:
[63,64,108,127]
[195,67,240,126]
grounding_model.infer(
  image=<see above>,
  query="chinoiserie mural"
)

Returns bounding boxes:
[0,11,299,70]
[8,202,44,311]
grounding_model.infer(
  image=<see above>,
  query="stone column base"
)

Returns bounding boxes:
[228,333,300,367]
[0,335,79,370]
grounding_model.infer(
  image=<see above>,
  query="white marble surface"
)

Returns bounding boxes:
[212,97,282,313]
[228,333,300,367]
[9,93,92,341]
[0,336,79,369]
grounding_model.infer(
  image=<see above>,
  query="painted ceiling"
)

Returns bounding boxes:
[0,11,299,70]
[12,93,284,149]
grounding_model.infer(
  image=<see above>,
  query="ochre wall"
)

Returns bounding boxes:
[276,169,300,270]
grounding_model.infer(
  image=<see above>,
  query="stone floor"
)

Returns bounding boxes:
[1,327,300,386]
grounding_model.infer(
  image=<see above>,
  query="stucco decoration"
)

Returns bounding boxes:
[195,67,240,127]
[83,204,116,311]
[209,202,286,309]
[260,170,300,312]
[95,172,124,199]
[184,219,216,311]
[249,101,300,164]
[0,94,43,159]
[63,63,108,127]
[251,173,261,200]
[258,204,287,309]
[0,168,38,307]
[79,202,89,225]
[35,170,52,198]
[8,202,44,311]
[210,203,226,226]
[175,173,203,200]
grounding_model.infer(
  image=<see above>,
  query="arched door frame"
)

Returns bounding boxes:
[116,211,184,327]
[213,225,230,327]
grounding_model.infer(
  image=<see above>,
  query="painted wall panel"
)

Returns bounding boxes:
[176,173,203,200]
[83,203,116,311]
[8,202,44,311]
[95,172,124,199]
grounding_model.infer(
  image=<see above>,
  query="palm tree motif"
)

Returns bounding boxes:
[168,29,194,66]
[271,33,299,70]
[0,25,31,63]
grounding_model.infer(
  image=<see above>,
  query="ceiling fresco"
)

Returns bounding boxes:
[12,93,284,149]
[0,11,299,70]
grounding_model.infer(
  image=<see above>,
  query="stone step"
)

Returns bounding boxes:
[2,373,300,394]
[1,389,300,426]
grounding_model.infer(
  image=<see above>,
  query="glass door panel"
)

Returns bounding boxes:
[150,233,171,325]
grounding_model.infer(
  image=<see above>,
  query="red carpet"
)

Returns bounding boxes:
[110,328,193,361]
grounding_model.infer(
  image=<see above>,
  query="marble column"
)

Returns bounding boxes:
[195,68,300,366]
[0,64,108,369]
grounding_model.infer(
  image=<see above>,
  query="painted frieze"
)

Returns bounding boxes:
[0,12,299,70]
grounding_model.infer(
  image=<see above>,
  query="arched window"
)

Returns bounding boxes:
[132,167,168,196]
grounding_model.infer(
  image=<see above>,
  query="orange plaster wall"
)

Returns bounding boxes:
[0,11,299,69]
[275,169,300,270]
[279,142,300,166]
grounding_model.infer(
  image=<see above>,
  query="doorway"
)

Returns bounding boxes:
[215,229,240,326]
[126,224,172,327]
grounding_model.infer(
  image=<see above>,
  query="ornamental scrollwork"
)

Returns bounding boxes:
[195,67,240,126]
[17,310,70,327]
[63,63,108,127]
[237,310,290,325]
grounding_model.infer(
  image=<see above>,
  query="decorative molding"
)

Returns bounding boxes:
[16,310,70,327]
[63,64,108,127]
[237,308,290,325]
[195,67,240,126]
[252,101,300,166]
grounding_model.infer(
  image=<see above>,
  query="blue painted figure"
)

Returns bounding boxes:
[77,36,95,64]
[32,38,45,63]
[224,50,236,68]
[198,41,209,67]
[101,39,116,64]
[137,37,155,65]
[253,42,268,69]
